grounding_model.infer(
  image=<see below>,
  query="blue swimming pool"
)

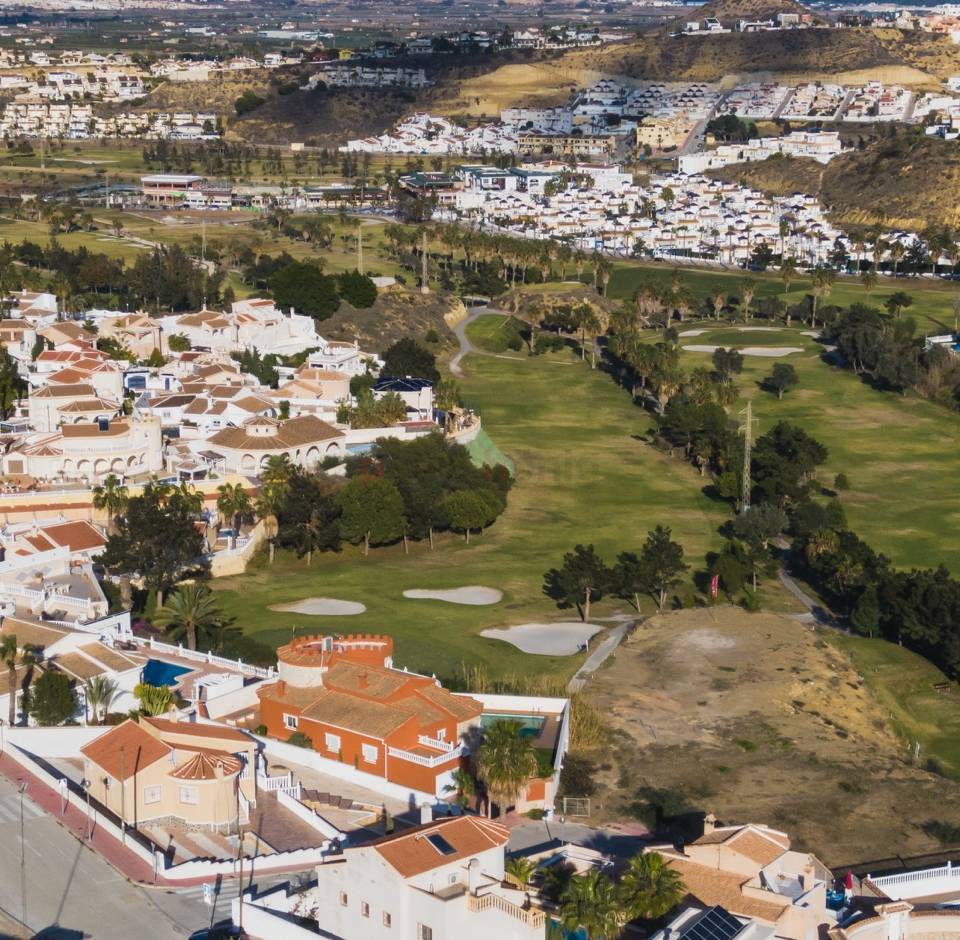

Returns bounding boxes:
[480,713,546,739]
[142,659,192,687]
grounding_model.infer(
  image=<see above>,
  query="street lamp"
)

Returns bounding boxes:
[81,778,92,841]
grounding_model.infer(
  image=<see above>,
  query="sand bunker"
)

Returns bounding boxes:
[481,622,601,656]
[269,597,366,615]
[682,344,803,357]
[678,329,708,337]
[403,586,502,605]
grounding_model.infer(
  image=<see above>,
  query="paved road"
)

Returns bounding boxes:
[0,773,290,938]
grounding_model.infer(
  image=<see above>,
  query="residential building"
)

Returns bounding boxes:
[257,634,482,797]
[81,715,256,832]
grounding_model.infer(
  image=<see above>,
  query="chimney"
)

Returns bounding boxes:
[468,858,480,895]
[358,673,368,690]
[420,803,433,825]
[703,813,717,835]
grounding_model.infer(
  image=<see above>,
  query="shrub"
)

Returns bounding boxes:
[557,753,597,798]
[834,472,849,490]
[234,90,266,116]
[287,731,313,749]
[923,819,960,844]
[533,333,566,355]
[255,723,268,736]
[525,808,546,820]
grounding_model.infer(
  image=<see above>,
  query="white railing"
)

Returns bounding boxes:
[132,636,276,679]
[418,735,456,753]
[466,892,545,929]
[387,744,463,768]
[49,591,95,612]
[257,771,299,797]
[871,863,959,887]
[238,790,250,825]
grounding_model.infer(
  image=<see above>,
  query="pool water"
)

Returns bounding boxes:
[142,659,192,687]
[480,713,546,739]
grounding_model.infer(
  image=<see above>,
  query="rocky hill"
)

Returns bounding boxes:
[707,131,960,231]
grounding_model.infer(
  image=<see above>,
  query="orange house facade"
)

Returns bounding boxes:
[257,634,482,796]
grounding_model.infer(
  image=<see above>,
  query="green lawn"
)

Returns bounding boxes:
[830,634,960,778]
[675,324,960,571]
[607,262,960,337]
[210,327,731,681]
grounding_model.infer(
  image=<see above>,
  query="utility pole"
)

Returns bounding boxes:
[739,400,758,512]
[356,222,363,275]
[420,229,429,295]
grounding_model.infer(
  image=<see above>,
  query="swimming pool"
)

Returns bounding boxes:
[480,713,547,739]
[141,659,192,687]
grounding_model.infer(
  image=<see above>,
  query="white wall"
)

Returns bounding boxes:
[276,788,344,842]
[4,725,104,756]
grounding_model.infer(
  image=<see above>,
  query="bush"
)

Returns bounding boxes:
[533,333,567,355]
[287,731,313,749]
[235,90,266,116]
[424,328,440,344]
[741,588,762,612]
[277,81,299,95]
[337,270,377,308]
[834,472,850,490]
[557,752,597,798]
[525,808,546,820]
[255,723,268,735]
[923,819,960,844]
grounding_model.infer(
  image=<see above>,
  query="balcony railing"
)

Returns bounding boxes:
[418,735,456,752]
[387,744,463,768]
[466,892,545,929]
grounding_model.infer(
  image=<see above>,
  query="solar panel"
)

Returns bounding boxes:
[425,833,457,856]
[681,907,746,940]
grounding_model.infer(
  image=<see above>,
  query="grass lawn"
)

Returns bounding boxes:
[210,325,731,681]
[674,324,960,571]
[607,262,960,337]
[830,634,960,778]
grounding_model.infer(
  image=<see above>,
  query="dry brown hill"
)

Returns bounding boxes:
[678,0,810,26]
[707,131,960,231]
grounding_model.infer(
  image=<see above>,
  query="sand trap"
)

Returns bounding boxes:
[682,344,803,357]
[269,597,366,615]
[481,622,601,656]
[736,326,781,331]
[403,586,502,605]
[801,330,820,337]
[678,329,708,337]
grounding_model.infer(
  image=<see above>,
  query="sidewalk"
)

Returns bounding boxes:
[0,749,158,884]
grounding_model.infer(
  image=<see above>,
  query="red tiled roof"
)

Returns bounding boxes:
[372,816,510,877]
[81,720,172,781]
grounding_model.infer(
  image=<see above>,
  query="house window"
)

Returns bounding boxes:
[143,785,161,805]
[361,901,370,918]
[179,786,198,805]
[325,733,340,753]
[383,912,392,928]
[361,743,378,764]
[283,714,298,731]
[339,891,348,907]
[418,925,433,940]
[436,728,446,741]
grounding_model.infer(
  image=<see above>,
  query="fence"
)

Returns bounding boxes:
[868,862,960,900]
[131,636,275,679]
[466,891,546,929]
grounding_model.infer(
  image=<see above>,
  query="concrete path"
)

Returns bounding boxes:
[450,305,507,377]
[567,621,633,694]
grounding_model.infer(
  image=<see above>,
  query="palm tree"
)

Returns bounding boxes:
[618,852,686,920]
[889,241,905,279]
[505,856,538,889]
[216,482,252,534]
[476,719,538,818]
[260,453,294,487]
[809,267,834,329]
[860,267,877,297]
[92,474,128,533]
[256,483,286,564]
[560,870,624,940]
[153,582,226,652]
[83,675,118,726]
[740,279,756,322]
[1,634,20,726]
[442,768,476,810]
[780,256,798,307]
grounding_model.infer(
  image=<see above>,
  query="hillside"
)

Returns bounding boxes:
[707,132,960,230]
[140,72,273,114]
[679,0,810,25]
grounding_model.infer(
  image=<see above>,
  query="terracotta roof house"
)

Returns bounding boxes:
[200,414,344,473]
[258,634,482,799]
[284,813,544,938]
[80,715,257,833]
[647,818,834,940]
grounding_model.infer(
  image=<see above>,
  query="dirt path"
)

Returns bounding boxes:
[450,305,503,377]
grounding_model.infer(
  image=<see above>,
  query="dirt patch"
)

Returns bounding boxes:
[577,607,960,865]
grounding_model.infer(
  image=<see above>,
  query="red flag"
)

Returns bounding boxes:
[710,574,719,598]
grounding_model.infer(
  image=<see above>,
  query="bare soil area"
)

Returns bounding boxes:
[579,607,960,867]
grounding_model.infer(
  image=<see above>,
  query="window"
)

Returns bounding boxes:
[178,786,198,805]
[436,728,446,741]
[383,912,392,928]
[325,733,341,753]
[361,743,378,764]
[418,925,433,940]
[283,714,298,731]
[361,901,370,918]
[339,891,348,907]
[143,785,161,805]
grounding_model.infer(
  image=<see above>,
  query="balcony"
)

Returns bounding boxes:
[387,743,463,768]
[466,891,546,929]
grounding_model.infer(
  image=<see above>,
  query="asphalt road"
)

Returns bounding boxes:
[0,773,289,939]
